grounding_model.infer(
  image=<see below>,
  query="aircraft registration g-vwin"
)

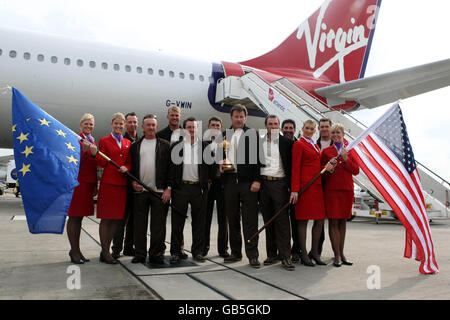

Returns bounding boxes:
[1,0,450,148]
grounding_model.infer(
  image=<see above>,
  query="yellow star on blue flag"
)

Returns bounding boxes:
[11,87,81,234]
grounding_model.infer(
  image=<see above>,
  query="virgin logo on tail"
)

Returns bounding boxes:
[296,0,379,82]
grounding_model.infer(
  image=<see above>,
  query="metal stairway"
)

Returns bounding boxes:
[215,72,449,219]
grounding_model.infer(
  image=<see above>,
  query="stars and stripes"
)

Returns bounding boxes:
[347,102,438,274]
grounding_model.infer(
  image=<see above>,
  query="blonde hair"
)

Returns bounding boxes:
[80,113,94,124]
[302,119,316,128]
[331,123,345,133]
[111,112,125,122]
[167,106,181,114]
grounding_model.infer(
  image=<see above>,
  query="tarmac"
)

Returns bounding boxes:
[1,191,449,300]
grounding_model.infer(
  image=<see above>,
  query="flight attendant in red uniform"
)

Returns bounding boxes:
[321,123,359,267]
[67,113,98,264]
[291,120,334,266]
[95,112,132,264]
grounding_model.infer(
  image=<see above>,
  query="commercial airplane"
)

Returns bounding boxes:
[0,0,450,148]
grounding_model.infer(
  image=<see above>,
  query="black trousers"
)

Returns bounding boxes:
[223,175,259,260]
[112,191,134,254]
[133,191,169,259]
[170,184,207,257]
[260,179,292,260]
[204,179,229,255]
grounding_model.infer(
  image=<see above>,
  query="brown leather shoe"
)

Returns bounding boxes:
[282,258,295,271]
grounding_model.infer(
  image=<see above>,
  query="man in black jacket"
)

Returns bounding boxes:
[168,117,210,264]
[156,106,181,144]
[130,114,171,264]
[220,105,262,268]
[260,115,295,270]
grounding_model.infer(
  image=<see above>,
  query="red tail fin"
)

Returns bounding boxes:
[241,0,382,84]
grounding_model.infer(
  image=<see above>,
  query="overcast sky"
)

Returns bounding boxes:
[0,0,449,181]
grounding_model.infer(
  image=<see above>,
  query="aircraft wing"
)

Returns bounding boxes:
[315,58,450,109]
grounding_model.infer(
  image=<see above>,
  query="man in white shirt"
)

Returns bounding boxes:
[260,115,295,271]
[168,117,210,264]
[203,117,229,258]
[130,114,172,264]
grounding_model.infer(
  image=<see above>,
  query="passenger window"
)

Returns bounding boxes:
[23,52,31,60]
[89,61,96,68]
[77,59,83,67]
[0,49,2,56]
[147,68,154,75]
[125,65,131,72]
[159,69,164,76]
[169,71,175,78]
[114,64,120,71]
[64,58,71,65]
[199,75,205,82]
[37,54,44,62]
[179,72,185,79]
[189,73,195,80]
[51,56,58,64]
[137,66,142,73]
[9,50,17,58]
[102,62,108,70]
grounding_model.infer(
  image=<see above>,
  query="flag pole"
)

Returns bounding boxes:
[93,147,187,219]
[247,166,328,243]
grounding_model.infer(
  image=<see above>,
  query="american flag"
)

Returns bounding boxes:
[347,102,439,274]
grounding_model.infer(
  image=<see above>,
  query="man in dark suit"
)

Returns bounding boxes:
[129,114,171,264]
[220,105,262,268]
[112,112,139,258]
[203,117,229,258]
[281,119,300,263]
[168,117,210,264]
[260,115,295,270]
[316,118,333,258]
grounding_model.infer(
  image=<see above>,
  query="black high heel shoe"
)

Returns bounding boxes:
[342,260,353,266]
[300,253,315,267]
[69,250,84,264]
[81,255,90,263]
[99,252,118,265]
[308,252,327,265]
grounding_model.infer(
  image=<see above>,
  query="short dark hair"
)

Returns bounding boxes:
[264,114,279,126]
[142,114,157,121]
[319,118,332,126]
[208,116,222,125]
[281,119,296,129]
[125,112,137,120]
[183,116,197,128]
[230,104,248,117]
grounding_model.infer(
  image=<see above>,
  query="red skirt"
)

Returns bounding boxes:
[325,190,353,219]
[96,183,127,220]
[67,182,96,217]
[295,184,326,220]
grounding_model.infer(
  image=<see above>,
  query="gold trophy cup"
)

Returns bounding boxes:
[221,139,235,172]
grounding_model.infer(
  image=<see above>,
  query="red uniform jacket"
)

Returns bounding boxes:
[291,138,322,192]
[320,144,359,191]
[77,133,98,184]
[96,134,132,186]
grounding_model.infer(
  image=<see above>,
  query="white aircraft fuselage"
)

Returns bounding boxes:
[0,27,264,147]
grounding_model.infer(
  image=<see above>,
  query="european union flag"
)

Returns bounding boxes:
[11,88,80,234]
